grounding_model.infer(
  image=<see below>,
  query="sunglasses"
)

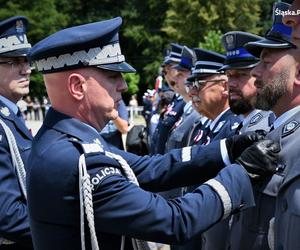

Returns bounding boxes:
[185,79,225,93]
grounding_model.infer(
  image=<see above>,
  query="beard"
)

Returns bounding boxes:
[229,94,253,115]
[254,70,289,111]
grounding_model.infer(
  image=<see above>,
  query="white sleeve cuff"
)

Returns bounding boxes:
[205,179,232,219]
[220,139,231,166]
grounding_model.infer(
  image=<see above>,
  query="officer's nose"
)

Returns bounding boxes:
[228,78,238,88]
[188,86,199,96]
[250,61,262,80]
[118,76,128,93]
[20,62,32,76]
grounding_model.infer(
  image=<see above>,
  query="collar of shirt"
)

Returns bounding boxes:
[273,105,300,129]
[209,107,230,131]
[175,93,183,100]
[0,95,18,115]
[200,116,209,124]
[83,121,102,134]
[183,101,192,113]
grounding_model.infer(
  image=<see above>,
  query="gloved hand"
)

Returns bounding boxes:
[225,130,267,162]
[236,139,280,177]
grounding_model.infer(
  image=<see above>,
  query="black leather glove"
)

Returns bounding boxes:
[236,139,280,177]
[225,130,267,162]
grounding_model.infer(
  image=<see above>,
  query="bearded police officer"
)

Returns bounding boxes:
[27,17,279,250]
[245,1,300,249]
[221,31,275,134]
[225,2,298,250]
[0,16,33,250]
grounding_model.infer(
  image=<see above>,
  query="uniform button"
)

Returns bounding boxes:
[281,199,288,212]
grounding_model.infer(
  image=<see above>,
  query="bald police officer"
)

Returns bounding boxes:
[27,17,279,250]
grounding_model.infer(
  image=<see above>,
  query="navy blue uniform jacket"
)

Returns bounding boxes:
[151,95,185,154]
[0,100,33,248]
[27,108,255,250]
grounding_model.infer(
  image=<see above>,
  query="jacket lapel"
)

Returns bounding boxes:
[0,103,33,139]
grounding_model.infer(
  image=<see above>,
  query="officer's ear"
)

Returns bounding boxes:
[68,73,86,100]
[294,63,300,88]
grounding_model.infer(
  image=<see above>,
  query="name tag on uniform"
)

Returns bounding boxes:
[82,143,104,154]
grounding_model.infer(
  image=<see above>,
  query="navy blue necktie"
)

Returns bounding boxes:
[17,109,26,124]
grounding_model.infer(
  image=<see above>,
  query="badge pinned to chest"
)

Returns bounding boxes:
[0,107,10,117]
[249,113,263,127]
[282,120,300,138]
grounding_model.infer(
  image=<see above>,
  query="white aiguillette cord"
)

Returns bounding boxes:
[0,119,27,199]
[78,150,151,250]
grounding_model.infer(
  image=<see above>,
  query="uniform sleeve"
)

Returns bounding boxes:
[0,129,32,246]
[90,162,254,244]
[112,140,225,192]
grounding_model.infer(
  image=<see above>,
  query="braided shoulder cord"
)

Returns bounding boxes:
[79,154,99,250]
[104,151,151,250]
[79,149,151,250]
[104,151,139,185]
[0,119,27,199]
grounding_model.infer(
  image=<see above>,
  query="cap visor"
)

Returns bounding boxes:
[96,61,136,73]
[0,48,31,57]
[219,61,260,71]
[245,39,294,58]
[187,74,207,82]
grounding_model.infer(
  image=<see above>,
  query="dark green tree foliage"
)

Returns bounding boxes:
[0,0,278,98]
[163,0,262,47]
[198,30,225,54]
[0,0,68,98]
[120,0,169,94]
[257,0,274,35]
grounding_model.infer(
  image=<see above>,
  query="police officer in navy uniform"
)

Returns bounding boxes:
[186,48,241,147]
[221,31,275,134]
[165,46,201,152]
[160,46,201,217]
[151,43,186,154]
[27,17,280,250]
[0,16,33,250]
[183,48,240,250]
[225,2,298,250]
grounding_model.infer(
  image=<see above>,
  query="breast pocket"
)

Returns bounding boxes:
[17,139,32,163]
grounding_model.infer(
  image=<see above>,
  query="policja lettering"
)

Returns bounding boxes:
[91,167,122,187]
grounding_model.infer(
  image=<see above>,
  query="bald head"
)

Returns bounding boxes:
[43,67,127,131]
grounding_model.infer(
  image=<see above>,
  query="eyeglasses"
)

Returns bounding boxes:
[0,60,34,71]
[185,79,225,93]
